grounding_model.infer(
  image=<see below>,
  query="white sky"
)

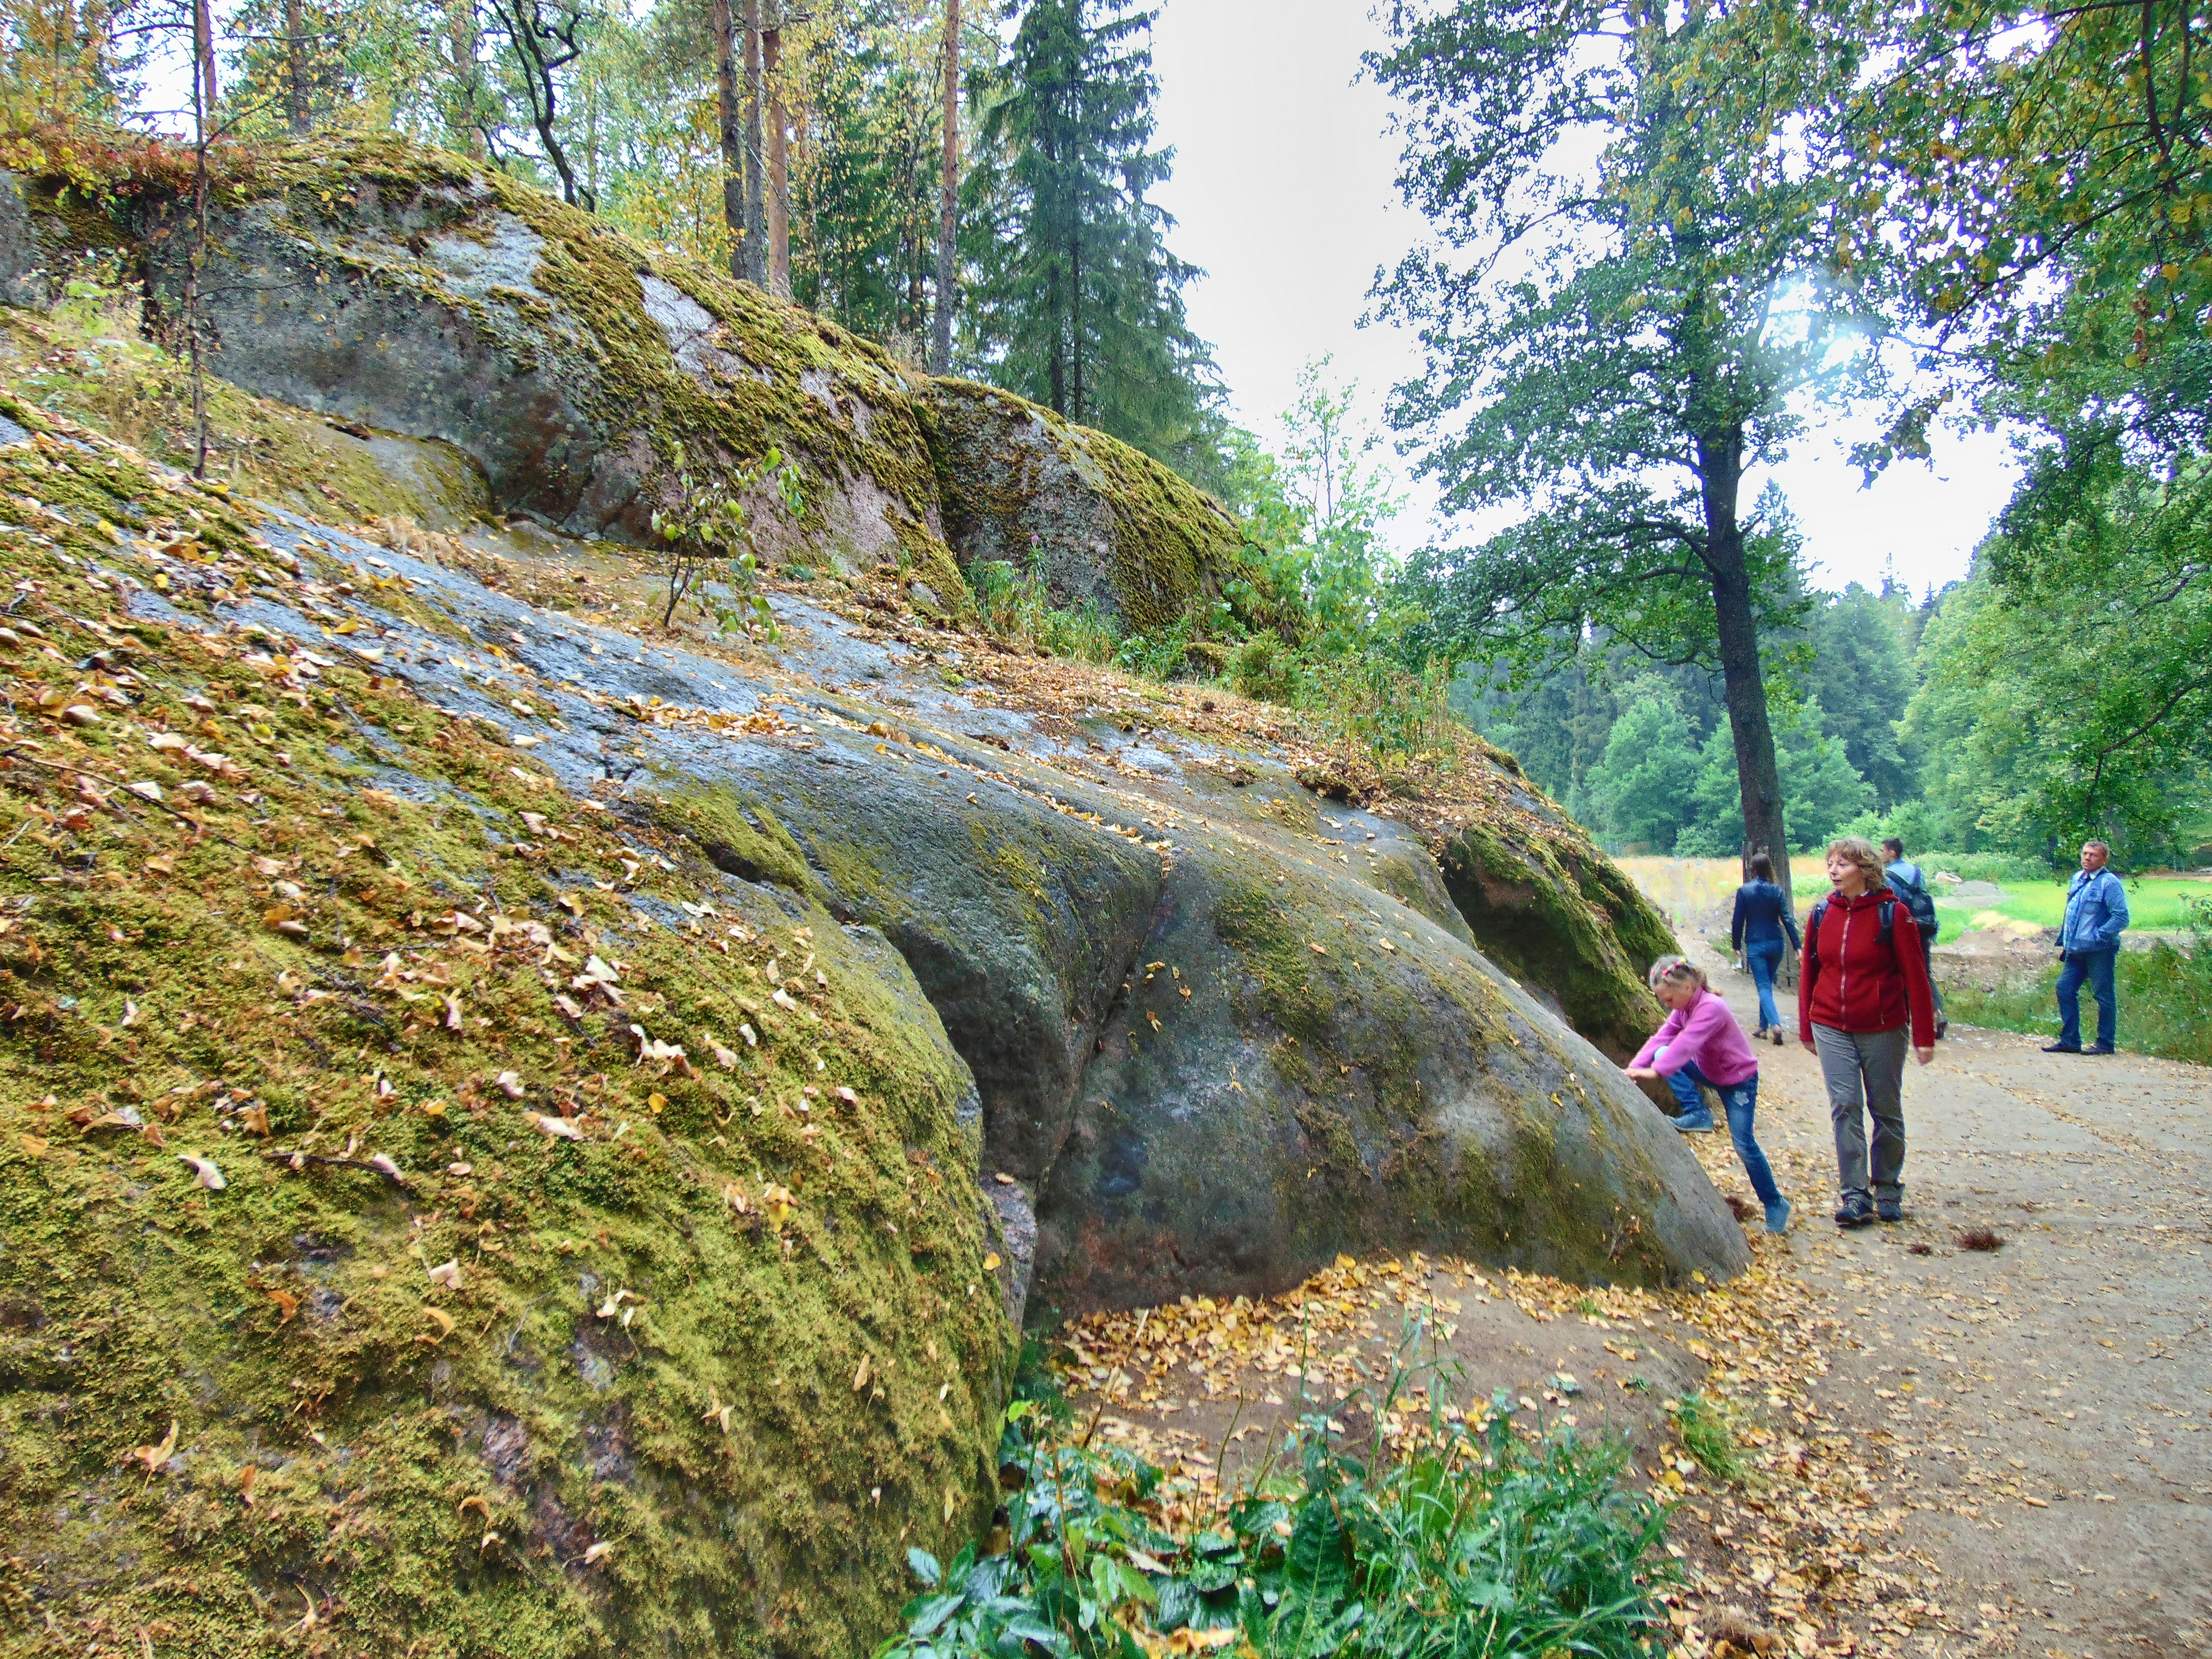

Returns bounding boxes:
[1148,0,2022,598]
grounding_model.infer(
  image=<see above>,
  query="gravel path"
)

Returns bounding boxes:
[1684,943,2212,1658]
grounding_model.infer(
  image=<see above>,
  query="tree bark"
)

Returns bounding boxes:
[1695,424,1793,908]
[763,10,790,298]
[447,2,485,157]
[193,0,218,116]
[712,0,745,280]
[1047,250,1065,414]
[741,0,767,286]
[1070,228,1084,423]
[283,0,311,133]
[930,0,960,373]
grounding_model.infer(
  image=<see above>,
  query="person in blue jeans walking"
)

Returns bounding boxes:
[1730,852,1799,1045]
[2045,840,2130,1054]
[1625,955,1791,1234]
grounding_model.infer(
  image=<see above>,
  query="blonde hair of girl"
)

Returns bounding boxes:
[1647,955,1708,994]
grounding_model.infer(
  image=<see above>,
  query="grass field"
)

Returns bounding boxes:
[1621,857,2211,945]
[1786,872,2211,943]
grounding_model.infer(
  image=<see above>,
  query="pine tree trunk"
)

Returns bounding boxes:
[1070,229,1083,423]
[763,13,790,299]
[1047,255,1065,414]
[1696,426,1793,907]
[742,0,767,286]
[283,0,310,134]
[712,0,745,281]
[930,0,960,373]
[447,2,484,156]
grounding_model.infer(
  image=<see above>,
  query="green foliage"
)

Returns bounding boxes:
[1584,681,1701,852]
[1370,0,1883,878]
[1800,583,1920,809]
[1667,1393,1742,1484]
[1905,448,2212,866]
[1677,698,1871,856]
[876,1379,1670,1659]
[648,441,805,632]
[1228,634,1299,705]
[964,551,1120,663]
[1836,2,2210,390]
[961,0,1221,467]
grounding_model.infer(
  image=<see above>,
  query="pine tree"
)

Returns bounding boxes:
[964,0,1218,463]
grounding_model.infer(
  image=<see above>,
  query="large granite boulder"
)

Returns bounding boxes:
[0,138,1265,629]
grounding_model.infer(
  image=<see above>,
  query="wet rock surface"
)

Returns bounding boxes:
[106,502,1748,1316]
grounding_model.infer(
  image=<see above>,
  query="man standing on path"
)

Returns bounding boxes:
[2046,840,2130,1055]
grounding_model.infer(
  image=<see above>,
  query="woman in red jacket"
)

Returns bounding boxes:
[1799,836,1937,1229]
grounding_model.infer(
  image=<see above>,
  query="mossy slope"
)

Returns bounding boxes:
[919,378,1251,631]
[0,397,1010,1657]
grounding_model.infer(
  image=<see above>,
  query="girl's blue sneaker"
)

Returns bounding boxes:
[1668,1114,1716,1133]
[1764,1198,1793,1235]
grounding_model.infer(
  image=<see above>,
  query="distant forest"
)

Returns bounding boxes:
[1456,571,2212,871]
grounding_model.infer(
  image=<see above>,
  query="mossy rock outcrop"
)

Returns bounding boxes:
[0,135,1263,629]
[921,378,1247,630]
[0,403,1012,1656]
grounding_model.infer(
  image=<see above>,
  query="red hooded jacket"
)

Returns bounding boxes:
[1798,885,1937,1048]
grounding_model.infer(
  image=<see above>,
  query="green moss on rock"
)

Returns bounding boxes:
[918,378,1257,632]
[0,422,1010,1657]
[1434,814,1675,1062]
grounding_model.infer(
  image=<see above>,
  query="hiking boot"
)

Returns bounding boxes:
[1764,1198,1793,1235]
[1834,1191,1877,1228]
[2086,1044,2115,1055]
[1771,1027,1785,1046]
[1877,1197,1903,1223]
[1668,1114,1717,1134]
[1935,1018,1949,1041]
[2041,1042,2081,1054]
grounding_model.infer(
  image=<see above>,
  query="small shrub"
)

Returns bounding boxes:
[1957,1227,2005,1252]
[1670,1392,1743,1482]
[876,1384,1671,1659]
[1228,635,1299,704]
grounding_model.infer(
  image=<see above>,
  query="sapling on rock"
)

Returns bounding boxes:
[650,441,804,630]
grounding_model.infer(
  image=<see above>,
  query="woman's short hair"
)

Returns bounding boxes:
[1647,954,1708,994]
[1826,836,1887,884]
[1748,852,1774,881]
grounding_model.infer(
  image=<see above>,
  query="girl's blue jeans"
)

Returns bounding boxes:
[1665,1061,1781,1207]
[1744,939,1785,1031]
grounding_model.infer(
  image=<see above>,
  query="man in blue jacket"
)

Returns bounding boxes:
[2045,840,2130,1055]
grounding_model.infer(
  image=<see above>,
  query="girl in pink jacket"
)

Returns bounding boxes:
[1625,956,1791,1234]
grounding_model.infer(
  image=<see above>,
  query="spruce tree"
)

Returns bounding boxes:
[964,0,1218,465]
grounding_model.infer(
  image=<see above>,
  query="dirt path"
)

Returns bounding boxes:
[1680,942,2212,1658]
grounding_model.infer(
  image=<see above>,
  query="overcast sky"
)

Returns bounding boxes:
[1147,0,2023,598]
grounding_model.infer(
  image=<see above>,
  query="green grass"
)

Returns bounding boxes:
[1790,872,2212,945]
[1668,1393,1743,1483]
[1932,878,2209,944]
[1945,934,2212,1066]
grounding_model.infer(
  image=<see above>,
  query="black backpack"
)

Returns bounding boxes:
[1885,867,1940,938]
[1805,894,1897,972]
